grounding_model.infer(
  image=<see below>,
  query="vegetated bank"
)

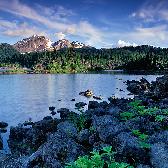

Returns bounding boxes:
[0,75,168,167]
[1,44,168,73]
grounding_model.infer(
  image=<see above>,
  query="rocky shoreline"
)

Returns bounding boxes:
[0,75,168,167]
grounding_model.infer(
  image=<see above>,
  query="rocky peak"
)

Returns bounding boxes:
[13,35,92,53]
[13,35,53,53]
[52,39,72,50]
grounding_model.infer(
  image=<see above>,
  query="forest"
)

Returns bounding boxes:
[0,43,168,73]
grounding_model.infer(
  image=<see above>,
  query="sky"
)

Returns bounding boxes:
[0,0,168,48]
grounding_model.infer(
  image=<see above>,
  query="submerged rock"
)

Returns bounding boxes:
[75,102,87,108]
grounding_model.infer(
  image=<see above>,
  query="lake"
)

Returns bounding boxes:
[0,72,161,152]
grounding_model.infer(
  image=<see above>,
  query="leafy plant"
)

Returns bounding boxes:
[139,141,151,149]
[120,112,135,120]
[66,146,134,168]
[132,129,150,148]
[155,115,167,122]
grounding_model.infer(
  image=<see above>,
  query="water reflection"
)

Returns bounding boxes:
[0,73,161,127]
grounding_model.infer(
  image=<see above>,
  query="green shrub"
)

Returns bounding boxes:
[66,146,134,168]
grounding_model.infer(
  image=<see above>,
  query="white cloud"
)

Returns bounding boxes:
[55,32,66,40]
[117,40,137,48]
[0,0,73,31]
[0,20,46,37]
[0,0,103,46]
[77,21,103,45]
[131,0,168,22]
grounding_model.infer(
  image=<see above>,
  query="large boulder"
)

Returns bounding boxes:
[8,118,60,156]
[115,132,149,164]
[152,75,168,99]
[57,108,79,121]
[22,132,84,168]
[77,129,90,144]
[88,101,100,109]
[126,78,150,95]
[0,156,28,168]
[57,121,78,138]
[92,115,126,143]
[150,143,168,168]
[75,102,87,108]
[107,106,122,118]
[148,131,168,145]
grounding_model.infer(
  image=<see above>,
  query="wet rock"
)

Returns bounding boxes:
[51,111,56,115]
[75,102,87,108]
[57,121,78,138]
[88,101,100,109]
[150,143,168,168]
[49,106,55,111]
[43,116,52,120]
[0,128,7,133]
[93,96,102,100]
[0,121,8,128]
[71,99,75,101]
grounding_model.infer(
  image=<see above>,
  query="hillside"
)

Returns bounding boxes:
[0,43,20,62]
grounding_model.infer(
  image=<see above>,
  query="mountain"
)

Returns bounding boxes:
[13,35,91,53]
[13,35,52,53]
[52,39,72,50]
[0,43,20,61]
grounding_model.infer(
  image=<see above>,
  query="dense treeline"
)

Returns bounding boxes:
[1,44,168,73]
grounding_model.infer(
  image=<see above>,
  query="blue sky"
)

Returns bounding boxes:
[0,0,168,48]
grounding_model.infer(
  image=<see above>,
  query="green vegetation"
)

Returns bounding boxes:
[132,129,151,149]
[65,109,87,131]
[66,146,134,168]
[120,100,167,121]
[1,45,168,73]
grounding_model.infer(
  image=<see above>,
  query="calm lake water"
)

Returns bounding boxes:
[0,72,162,152]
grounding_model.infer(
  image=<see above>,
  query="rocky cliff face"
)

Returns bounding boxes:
[13,35,52,53]
[52,39,72,50]
[13,35,91,53]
